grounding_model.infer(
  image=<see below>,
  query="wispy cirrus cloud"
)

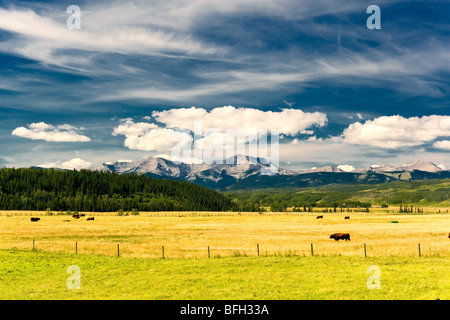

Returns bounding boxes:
[0,5,224,69]
[1,0,449,107]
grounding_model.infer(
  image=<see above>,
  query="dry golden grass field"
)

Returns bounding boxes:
[1,211,450,258]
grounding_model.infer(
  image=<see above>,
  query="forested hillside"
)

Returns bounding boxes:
[226,179,450,211]
[0,168,232,212]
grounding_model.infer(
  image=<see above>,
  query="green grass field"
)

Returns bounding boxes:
[1,249,449,300]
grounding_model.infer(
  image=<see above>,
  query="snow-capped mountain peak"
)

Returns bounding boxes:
[93,154,280,182]
[91,157,446,188]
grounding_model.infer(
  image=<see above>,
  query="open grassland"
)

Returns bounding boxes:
[1,249,450,300]
[1,212,450,258]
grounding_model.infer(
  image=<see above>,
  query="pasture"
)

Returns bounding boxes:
[1,211,450,299]
[0,211,450,258]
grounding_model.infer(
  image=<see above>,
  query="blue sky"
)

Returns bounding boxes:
[0,0,449,170]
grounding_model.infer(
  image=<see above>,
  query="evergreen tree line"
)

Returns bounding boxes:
[0,168,232,212]
[231,201,263,212]
[270,200,371,212]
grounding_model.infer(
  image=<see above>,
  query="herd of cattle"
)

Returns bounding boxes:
[29,213,94,223]
[28,213,351,242]
[316,215,350,220]
[315,215,351,241]
[72,213,95,221]
[23,213,450,241]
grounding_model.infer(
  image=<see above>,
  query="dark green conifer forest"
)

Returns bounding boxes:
[0,168,232,212]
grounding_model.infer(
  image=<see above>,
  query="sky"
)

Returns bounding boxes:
[0,0,449,171]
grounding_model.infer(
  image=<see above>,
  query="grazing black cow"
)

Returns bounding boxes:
[62,220,71,222]
[329,233,350,241]
[345,216,350,220]
[73,214,80,219]
[316,215,323,219]
[31,217,40,222]
[448,232,450,239]
[87,217,95,221]
[80,214,85,217]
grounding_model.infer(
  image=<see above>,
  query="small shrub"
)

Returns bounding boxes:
[232,250,243,257]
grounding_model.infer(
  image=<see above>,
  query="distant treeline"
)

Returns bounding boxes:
[0,168,232,212]
[228,191,372,212]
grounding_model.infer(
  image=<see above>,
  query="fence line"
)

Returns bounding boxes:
[0,239,435,259]
[2,211,447,217]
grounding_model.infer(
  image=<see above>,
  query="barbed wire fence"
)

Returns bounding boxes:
[0,239,444,259]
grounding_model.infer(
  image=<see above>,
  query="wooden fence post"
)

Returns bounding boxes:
[162,246,165,259]
[117,244,120,257]
[257,244,260,257]
[311,243,314,256]
[32,239,35,250]
[76,241,78,254]
[208,246,210,259]
[418,243,421,257]
[364,243,367,257]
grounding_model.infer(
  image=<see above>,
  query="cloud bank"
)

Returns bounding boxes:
[112,107,326,159]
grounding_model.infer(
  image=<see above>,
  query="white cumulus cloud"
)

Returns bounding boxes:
[12,122,90,142]
[113,107,326,160]
[112,119,192,152]
[433,140,450,150]
[341,115,450,149]
[152,106,327,136]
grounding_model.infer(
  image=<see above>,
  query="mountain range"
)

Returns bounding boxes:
[91,156,450,190]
